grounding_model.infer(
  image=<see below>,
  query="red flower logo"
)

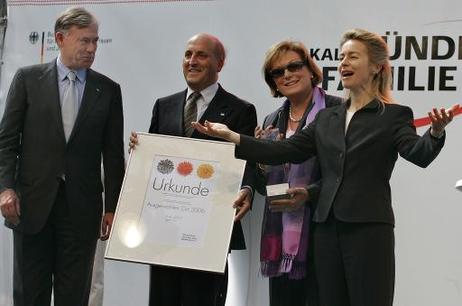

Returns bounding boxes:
[177,161,193,176]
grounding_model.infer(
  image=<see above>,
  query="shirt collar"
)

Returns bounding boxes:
[186,82,219,104]
[56,56,87,83]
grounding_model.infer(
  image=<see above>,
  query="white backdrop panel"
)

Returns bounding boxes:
[1,1,461,305]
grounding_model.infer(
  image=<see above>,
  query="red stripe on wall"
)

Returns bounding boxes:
[414,106,462,127]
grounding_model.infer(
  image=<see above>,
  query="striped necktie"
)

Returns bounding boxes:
[183,92,201,137]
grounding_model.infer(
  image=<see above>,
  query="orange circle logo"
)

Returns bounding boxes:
[197,164,214,179]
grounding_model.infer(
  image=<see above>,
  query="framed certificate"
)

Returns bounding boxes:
[105,133,246,273]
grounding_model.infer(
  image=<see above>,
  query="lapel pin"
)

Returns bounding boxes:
[220,112,225,116]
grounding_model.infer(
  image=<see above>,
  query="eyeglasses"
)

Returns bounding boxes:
[269,60,307,79]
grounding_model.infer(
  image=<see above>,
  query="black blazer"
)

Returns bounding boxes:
[236,99,444,225]
[149,84,257,249]
[253,94,342,204]
[0,61,125,240]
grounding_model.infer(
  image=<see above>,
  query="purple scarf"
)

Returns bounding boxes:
[260,87,326,279]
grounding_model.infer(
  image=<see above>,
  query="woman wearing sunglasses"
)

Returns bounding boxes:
[193,29,458,306]
[252,40,341,306]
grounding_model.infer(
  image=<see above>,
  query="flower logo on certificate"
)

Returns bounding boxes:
[141,155,220,247]
[105,134,245,273]
[177,161,193,176]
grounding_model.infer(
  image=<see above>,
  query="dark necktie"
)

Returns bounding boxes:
[184,92,201,137]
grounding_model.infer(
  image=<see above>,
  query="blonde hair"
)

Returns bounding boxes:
[263,40,323,98]
[340,29,393,104]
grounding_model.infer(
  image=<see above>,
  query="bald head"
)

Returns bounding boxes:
[188,33,226,66]
[182,33,226,91]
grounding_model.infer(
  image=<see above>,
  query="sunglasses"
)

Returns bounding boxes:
[269,60,307,79]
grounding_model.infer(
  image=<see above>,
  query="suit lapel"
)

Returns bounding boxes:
[192,86,230,138]
[68,69,101,144]
[329,103,347,153]
[166,90,187,136]
[39,61,65,143]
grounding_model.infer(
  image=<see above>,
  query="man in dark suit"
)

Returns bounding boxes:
[130,33,257,306]
[0,7,125,306]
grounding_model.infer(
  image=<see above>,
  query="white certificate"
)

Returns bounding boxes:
[143,154,220,248]
[105,133,246,273]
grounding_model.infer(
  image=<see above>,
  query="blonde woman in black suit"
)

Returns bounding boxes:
[193,29,458,306]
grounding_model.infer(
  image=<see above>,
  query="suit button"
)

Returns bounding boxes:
[339,152,343,158]
[336,178,340,183]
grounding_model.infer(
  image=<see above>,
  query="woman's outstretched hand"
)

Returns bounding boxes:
[429,104,460,136]
[191,120,241,144]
